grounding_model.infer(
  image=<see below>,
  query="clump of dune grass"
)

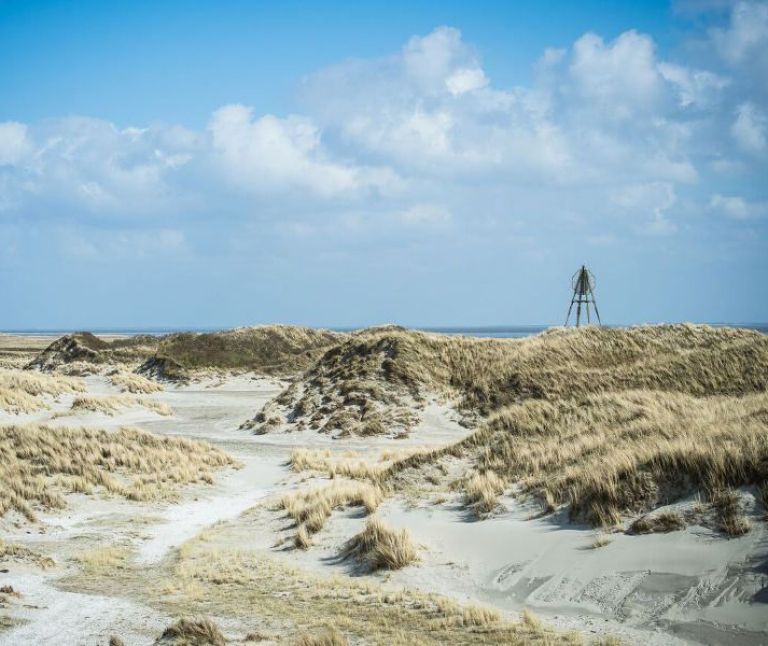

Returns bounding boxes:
[109,371,163,394]
[0,539,55,568]
[155,617,225,646]
[464,471,506,518]
[75,545,131,576]
[340,516,418,572]
[293,626,348,646]
[294,524,313,550]
[0,424,235,521]
[288,447,431,481]
[0,368,86,397]
[60,394,172,417]
[590,533,612,549]
[432,596,501,628]
[711,489,751,537]
[279,480,383,546]
[0,368,86,413]
[629,511,686,534]
[0,387,43,414]
[521,608,542,631]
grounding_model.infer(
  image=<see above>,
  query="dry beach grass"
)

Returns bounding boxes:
[61,393,172,417]
[280,479,383,545]
[340,516,418,571]
[109,371,164,394]
[0,368,85,413]
[0,424,235,521]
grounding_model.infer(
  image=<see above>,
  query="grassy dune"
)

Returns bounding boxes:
[253,323,768,436]
[0,424,236,521]
[143,325,344,379]
[29,333,159,372]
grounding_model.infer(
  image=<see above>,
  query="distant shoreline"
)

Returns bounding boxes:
[1,322,767,339]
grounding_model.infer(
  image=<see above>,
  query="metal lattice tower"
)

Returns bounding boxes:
[565,265,601,327]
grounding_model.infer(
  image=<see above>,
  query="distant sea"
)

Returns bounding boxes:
[2,324,767,339]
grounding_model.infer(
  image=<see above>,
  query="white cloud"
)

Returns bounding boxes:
[402,26,479,94]
[0,122,31,166]
[658,63,728,107]
[446,67,488,96]
[732,102,767,154]
[712,0,768,64]
[709,193,767,219]
[209,104,396,197]
[568,31,661,116]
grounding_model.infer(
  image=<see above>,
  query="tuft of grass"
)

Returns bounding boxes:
[294,525,312,550]
[75,546,131,576]
[0,539,55,568]
[629,511,686,534]
[288,446,431,481]
[0,424,235,521]
[280,480,383,545]
[155,617,225,645]
[521,608,542,631]
[340,516,418,571]
[711,489,751,537]
[590,533,612,549]
[109,371,163,394]
[293,626,348,646]
[63,394,172,417]
[464,471,505,517]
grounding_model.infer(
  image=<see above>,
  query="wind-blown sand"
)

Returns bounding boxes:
[1,327,767,645]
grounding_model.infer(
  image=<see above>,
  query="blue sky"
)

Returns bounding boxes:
[1,0,766,328]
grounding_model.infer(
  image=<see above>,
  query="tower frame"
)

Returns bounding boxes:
[565,265,601,326]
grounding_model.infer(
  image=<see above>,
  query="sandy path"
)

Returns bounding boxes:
[1,375,289,645]
[3,572,166,646]
[135,459,277,565]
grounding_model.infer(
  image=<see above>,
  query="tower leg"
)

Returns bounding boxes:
[576,300,582,327]
[590,290,602,325]
[565,298,576,326]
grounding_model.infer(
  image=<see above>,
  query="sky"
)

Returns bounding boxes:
[0,0,767,329]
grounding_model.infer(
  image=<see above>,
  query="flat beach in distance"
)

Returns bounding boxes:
[1,323,767,645]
